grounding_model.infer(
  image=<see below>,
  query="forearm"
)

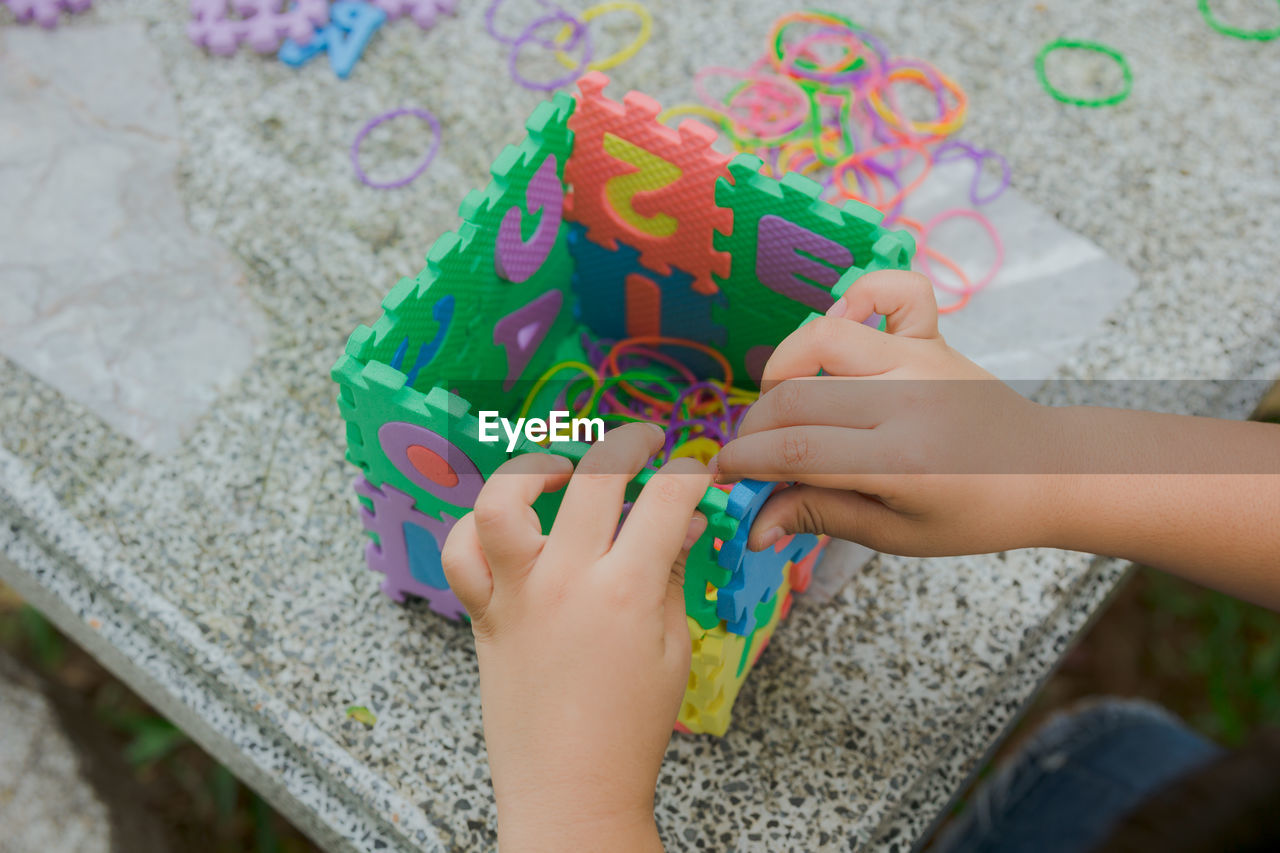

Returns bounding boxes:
[498,806,662,853]
[1037,406,1280,608]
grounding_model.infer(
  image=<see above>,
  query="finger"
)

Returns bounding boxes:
[546,422,665,562]
[441,513,493,619]
[613,457,712,596]
[737,376,885,438]
[747,484,907,552]
[664,514,702,664]
[472,453,573,580]
[832,269,939,339]
[715,425,881,487]
[761,315,902,389]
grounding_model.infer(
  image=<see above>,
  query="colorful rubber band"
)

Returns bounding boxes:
[1198,0,1280,40]
[351,107,441,190]
[1035,39,1132,108]
[553,1,652,71]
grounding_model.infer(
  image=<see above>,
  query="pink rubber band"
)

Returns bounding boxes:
[914,208,1004,295]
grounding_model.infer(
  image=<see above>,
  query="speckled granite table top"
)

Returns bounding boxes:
[2,1,1279,851]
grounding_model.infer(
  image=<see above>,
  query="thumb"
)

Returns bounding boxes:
[748,485,903,551]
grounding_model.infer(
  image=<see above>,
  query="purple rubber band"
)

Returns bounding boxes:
[351,107,441,190]
[934,139,1011,206]
[485,0,556,45]
[509,12,591,91]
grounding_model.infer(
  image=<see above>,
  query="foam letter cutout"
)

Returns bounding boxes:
[493,289,564,391]
[756,214,854,313]
[602,133,680,238]
[495,154,564,283]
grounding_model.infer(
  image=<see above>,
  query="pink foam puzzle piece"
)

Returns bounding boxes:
[188,0,328,56]
[3,0,93,28]
[367,0,458,29]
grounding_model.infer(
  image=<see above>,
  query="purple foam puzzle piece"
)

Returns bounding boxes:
[367,0,457,28]
[3,0,92,28]
[354,476,467,620]
[188,0,328,56]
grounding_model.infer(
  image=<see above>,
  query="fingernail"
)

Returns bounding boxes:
[683,514,708,550]
[645,422,666,442]
[757,526,784,551]
[826,297,847,318]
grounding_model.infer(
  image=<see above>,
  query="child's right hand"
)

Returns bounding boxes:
[714,270,1063,558]
[717,269,1280,611]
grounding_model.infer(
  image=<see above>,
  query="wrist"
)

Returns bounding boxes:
[498,797,660,853]
[1018,402,1085,550]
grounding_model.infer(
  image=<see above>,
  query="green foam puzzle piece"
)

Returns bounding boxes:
[342,92,579,418]
[711,152,915,385]
[333,355,510,519]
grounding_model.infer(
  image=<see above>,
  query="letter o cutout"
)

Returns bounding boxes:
[378,421,484,509]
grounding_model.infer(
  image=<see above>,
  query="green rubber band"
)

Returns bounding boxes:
[1035,39,1133,108]
[586,369,681,414]
[1199,0,1280,40]
[770,11,865,73]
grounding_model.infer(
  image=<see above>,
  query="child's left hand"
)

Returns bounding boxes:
[442,422,710,852]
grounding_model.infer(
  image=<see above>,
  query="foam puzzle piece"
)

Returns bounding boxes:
[353,476,467,619]
[678,563,794,735]
[344,93,578,418]
[565,72,732,297]
[188,0,328,56]
[333,82,893,734]
[389,294,453,387]
[519,439,736,629]
[787,537,827,594]
[333,358,509,519]
[368,0,457,28]
[492,289,564,391]
[716,480,818,635]
[278,0,387,79]
[2,0,91,27]
[495,153,564,284]
[712,152,916,386]
[567,223,728,352]
[830,231,919,299]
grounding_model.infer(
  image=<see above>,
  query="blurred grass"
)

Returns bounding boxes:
[1141,570,1280,745]
[1022,381,1280,746]
[0,592,319,853]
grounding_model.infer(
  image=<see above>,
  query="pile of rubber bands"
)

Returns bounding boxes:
[514,11,1017,453]
[520,334,759,464]
[662,10,1009,314]
[485,0,653,91]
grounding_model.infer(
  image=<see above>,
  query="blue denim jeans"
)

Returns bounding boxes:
[930,699,1222,853]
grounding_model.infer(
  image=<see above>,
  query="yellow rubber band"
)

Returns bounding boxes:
[554,1,652,72]
[866,66,968,137]
[655,103,728,129]
[519,361,601,421]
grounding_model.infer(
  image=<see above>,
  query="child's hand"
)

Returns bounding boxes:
[442,423,710,852]
[715,270,1059,557]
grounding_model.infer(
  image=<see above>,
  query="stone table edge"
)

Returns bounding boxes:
[0,447,440,853]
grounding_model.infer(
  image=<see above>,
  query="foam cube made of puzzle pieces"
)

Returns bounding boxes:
[334,72,911,734]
